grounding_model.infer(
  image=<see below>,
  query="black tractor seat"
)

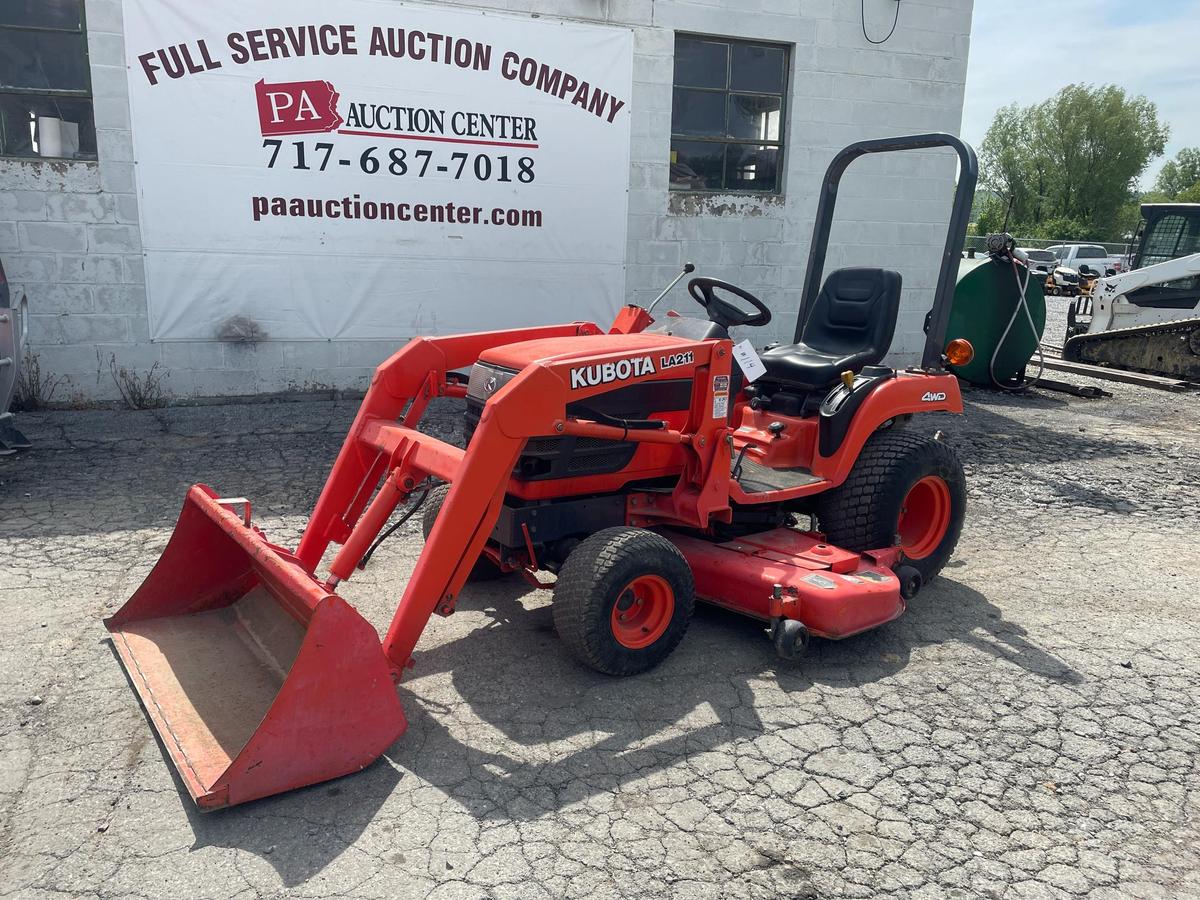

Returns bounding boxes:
[758,267,901,393]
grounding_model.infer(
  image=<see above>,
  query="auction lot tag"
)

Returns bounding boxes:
[732,339,766,382]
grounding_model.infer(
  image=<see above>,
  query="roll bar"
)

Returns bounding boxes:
[794,133,978,370]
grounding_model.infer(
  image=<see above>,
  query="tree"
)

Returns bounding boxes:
[1178,182,1200,204]
[977,84,1168,241]
[1154,147,1200,199]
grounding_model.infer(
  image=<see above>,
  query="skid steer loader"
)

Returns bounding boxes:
[107,133,978,809]
[1064,203,1200,381]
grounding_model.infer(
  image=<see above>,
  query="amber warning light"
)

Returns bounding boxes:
[944,339,974,367]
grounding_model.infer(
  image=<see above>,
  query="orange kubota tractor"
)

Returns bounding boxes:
[107,134,978,810]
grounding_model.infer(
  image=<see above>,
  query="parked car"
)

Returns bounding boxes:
[1020,248,1057,276]
[1046,243,1124,276]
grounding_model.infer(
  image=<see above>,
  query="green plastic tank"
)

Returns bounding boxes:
[945,257,1046,386]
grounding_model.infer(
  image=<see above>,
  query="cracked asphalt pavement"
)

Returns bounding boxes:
[2,370,1199,899]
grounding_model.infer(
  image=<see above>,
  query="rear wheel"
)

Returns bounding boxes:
[816,430,966,583]
[553,527,695,675]
[421,484,504,581]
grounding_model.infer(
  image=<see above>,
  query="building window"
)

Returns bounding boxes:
[0,0,96,160]
[670,35,788,193]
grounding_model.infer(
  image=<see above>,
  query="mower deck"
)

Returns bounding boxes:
[666,528,904,639]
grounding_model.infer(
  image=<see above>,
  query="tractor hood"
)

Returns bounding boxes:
[477,332,694,373]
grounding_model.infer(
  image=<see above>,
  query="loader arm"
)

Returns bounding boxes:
[295,322,603,570]
[293,327,734,672]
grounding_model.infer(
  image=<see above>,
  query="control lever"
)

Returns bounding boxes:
[731,442,749,483]
[646,261,696,317]
[733,422,785,484]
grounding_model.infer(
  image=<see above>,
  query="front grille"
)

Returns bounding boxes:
[466,363,519,401]
[514,432,637,480]
[568,445,627,473]
[463,366,637,481]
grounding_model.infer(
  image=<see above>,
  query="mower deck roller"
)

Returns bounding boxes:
[104,485,405,809]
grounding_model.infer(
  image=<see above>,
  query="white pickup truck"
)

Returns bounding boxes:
[1046,243,1125,276]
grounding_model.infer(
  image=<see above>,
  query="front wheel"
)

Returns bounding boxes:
[816,430,966,584]
[553,527,695,675]
[421,484,504,581]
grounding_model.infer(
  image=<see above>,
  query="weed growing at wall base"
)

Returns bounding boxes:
[100,351,169,410]
[13,352,65,412]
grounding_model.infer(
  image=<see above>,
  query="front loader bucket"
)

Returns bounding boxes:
[105,485,406,810]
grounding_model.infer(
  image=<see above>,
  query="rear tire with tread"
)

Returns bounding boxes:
[554,527,695,676]
[816,430,966,583]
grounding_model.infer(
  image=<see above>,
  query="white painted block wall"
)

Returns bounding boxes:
[0,0,973,403]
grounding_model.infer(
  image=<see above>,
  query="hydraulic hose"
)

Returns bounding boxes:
[357,477,435,570]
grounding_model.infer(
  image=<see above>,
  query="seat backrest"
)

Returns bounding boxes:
[800,267,901,362]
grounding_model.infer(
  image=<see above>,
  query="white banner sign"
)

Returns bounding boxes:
[122,1,634,341]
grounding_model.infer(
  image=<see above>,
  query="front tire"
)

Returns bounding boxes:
[553,527,695,676]
[421,484,504,581]
[816,430,966,583]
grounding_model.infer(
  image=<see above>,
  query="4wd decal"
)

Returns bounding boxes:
[921,391,948,402]
[659,350,694,369]
[570,356,656,389]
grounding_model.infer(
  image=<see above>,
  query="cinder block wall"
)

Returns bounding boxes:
[0,0,972,403]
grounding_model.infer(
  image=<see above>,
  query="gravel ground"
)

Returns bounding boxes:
[2,371,1199,899]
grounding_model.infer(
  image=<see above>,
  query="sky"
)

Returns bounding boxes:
[961,0,1200,188]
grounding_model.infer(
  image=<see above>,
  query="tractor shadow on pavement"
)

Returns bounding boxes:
[118,571,1082,885]
[389,570,1080,824]
[180,761,403,888]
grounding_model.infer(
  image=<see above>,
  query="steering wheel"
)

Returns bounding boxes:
[687,278,772,328]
